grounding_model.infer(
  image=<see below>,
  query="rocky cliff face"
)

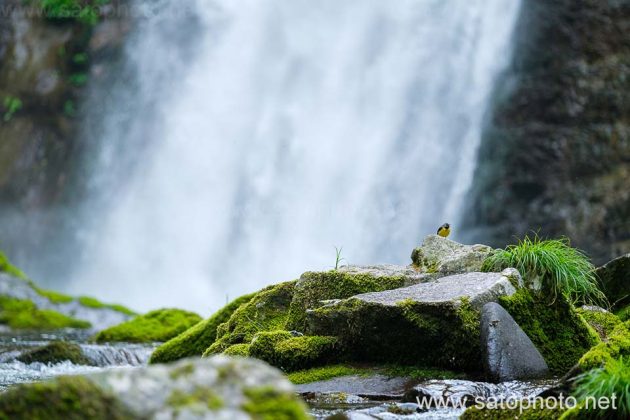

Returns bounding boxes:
[465,0,630,263]
[0,1,128,269]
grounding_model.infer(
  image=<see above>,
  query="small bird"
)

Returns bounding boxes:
[437,223,451,238]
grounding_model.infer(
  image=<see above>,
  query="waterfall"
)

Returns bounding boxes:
[67,0,521,313]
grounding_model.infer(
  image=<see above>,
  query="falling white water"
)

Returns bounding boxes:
[69,0,522,314]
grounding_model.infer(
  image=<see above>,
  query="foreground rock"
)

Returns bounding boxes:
[0,356,309,419]
[306,271,517,371]
[595,253,630,310]
[480,302,549,382]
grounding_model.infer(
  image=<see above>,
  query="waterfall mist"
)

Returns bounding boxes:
[65,0,521,314]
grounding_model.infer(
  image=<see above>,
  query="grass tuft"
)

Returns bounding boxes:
[572,357,630,418]
[482,234,606,305]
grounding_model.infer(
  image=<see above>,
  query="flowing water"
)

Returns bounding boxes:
[53,0,522,314]
[0,330,154,392]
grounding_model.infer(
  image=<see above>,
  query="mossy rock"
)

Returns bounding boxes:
[461,403,566,419]
[498,289,600,375]
[94,308,202,343]
[204,281,296,355]
[247,331,338,372]
[150,293,255,364]
[222,343,251,357]
[0,376,134,420]
[0,296,91,330]
[616,304,630,322]
[76,296,136,316]
[242,386,310,420]
[0,251,27,279]
[579,320,630,370]
[307,296,482,372]
[17,341,92,365]
[576,307,623,339]
[286,270,408,332]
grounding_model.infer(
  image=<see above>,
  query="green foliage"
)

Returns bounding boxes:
[482,235,606,305]
[94,308,201,343]
[204,281,296,355]
[77,296,136,316]
[572,357,630,419]
[286,271,406,332]
[617,305,630,322]
[287,365,367,384]
[0,296,91,330]
[69,73,88,86]
[64,99,76,117]
[150,293,255,364]
[0,250,27,279]
[72,52,88,64]
[34,288,74,304]
[577,308,623,339]
[499,289,600,375]
[334,246,345,270]
[579,321,630,371]
[222,343,251,357]
[0,376,134,420]
[39,0,104,25]
[242,386,309,420]
[17,341,91,365]
[2,96,22,122]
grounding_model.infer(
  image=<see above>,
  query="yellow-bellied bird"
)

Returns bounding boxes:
[437,223,451,238]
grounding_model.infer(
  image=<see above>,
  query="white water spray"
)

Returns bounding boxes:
[70,0,521,313]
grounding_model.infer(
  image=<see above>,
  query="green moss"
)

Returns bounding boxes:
[94,308,201,343]
[306,295,483,372]
[222,343,251,357]
[572,357,630,419]
[0,250,27,279]
[461,404,565,419]
[287,365,368,384]
[272,335,338,372]
[616,304,630,322]
[169,362,195,380]
[286,271,407,332]
[39,0,106,25]
[0,376,134,420]
[33,288,74,304]
[204,281,296,355]
[0,296,91,330]
[382,365,466,380]
[77,296,136,316]
[150,293,255,364]
[498,289,600,375]
[167,388,223,411]
[246,331,294,363]
[579,321,630,370]
[242,386,309,420]
[17,341,91,365]
[576,307,622,339]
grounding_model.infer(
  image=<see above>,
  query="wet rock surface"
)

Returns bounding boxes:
[297,374,411,399]
[480,302,549,382]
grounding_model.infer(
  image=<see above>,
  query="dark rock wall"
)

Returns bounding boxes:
[465,0,630,263]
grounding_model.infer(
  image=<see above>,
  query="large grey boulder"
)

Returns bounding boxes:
[353,271,516,310]
[0,356,309,419]
[480,302,549,382]
[306,271,517,371]
[411,235,493,275]
[0,273,132,330]
[595,253,630,309]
